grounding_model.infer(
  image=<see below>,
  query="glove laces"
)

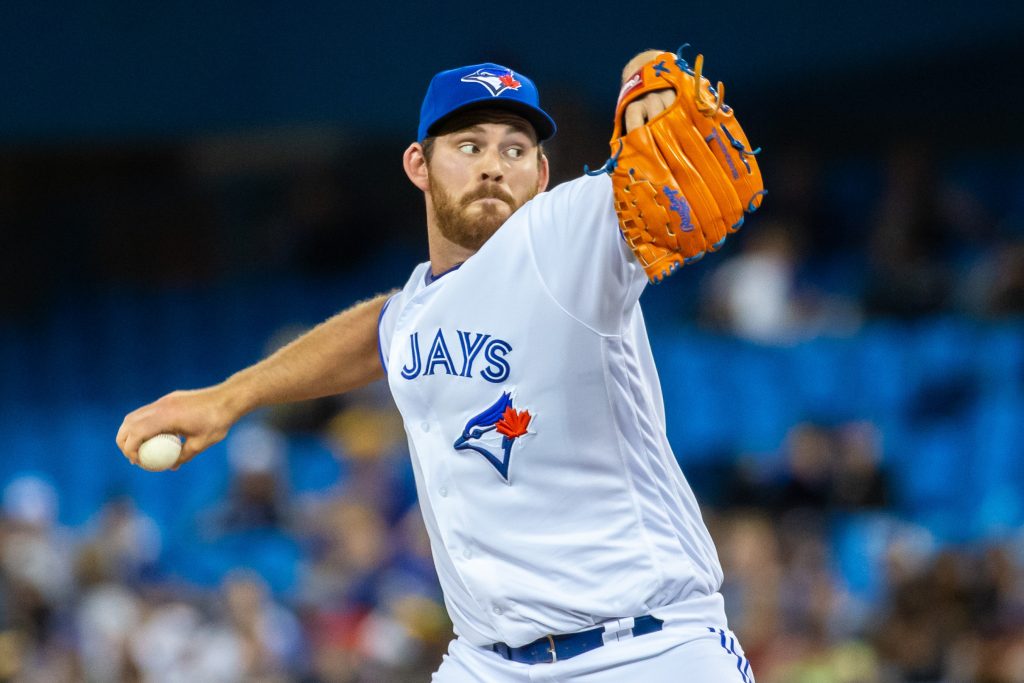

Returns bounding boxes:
[584,139,623,176]
[675,44,724,117]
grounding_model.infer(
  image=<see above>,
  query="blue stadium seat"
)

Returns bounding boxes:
[287,435,344,495]
[889,424,967,516]
[789,337,862,421]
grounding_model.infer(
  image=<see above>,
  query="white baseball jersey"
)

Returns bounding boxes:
[378,173,726,649]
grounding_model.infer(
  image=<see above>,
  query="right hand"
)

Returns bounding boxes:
[116,386,236,470]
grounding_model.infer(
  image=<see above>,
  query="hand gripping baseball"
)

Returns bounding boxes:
[116,387,234,470]
[593,46,766,282]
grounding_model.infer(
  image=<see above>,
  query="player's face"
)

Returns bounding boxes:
[426,122,547,251]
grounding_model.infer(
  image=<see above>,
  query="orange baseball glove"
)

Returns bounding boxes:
[590,47,766,282]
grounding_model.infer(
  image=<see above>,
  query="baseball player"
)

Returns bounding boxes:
[118,48,763,681]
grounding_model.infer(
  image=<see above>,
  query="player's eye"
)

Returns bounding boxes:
[505,147,524,159]
[458,143,479,155]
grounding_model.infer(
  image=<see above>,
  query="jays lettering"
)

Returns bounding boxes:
[400,329,512,383]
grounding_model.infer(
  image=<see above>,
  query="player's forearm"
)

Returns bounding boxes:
[218,292,390,418]
[118,291,391,466]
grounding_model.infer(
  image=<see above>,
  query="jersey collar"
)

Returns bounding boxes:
[426,262,463,285]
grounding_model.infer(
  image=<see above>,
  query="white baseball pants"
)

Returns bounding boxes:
[432,625,755,682]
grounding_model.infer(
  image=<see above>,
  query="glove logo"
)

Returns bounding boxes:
[662,187,695,232]
[453,391,533,483]
[617,72,644,106]
[460,69,522,97]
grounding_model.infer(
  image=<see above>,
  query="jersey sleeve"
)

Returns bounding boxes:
[377,292,401,374]
[525,173,647,335]
[377,262,429,374]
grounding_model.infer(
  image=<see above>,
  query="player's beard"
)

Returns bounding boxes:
[430,182,536,251]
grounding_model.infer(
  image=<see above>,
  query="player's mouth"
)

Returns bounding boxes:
[462,187,516,209]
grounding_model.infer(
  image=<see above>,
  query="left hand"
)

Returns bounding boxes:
[621,49,676,133]
[624,89,676,133]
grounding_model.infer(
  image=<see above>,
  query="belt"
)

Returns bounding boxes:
[489,615,664,665]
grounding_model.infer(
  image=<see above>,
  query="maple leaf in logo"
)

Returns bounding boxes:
[498,72,521,90]
[495,406,531,438]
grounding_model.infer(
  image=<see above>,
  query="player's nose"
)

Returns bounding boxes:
[476,146,504,182]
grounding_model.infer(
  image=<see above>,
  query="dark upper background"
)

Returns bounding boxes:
[1,0,1022,142]
[2,0,1023,311]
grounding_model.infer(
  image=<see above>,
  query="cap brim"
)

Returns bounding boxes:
[425,98,557,142]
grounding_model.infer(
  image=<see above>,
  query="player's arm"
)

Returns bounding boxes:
[116,292,391,468]
[521,52,681,333]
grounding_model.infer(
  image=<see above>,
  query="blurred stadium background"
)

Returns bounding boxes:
[1,2,1023,681]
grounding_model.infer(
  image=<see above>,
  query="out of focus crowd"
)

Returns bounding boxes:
[698,143,1024,347]
[707,419,1024,683]
[4,400,1024,682]
[0,390,451,682]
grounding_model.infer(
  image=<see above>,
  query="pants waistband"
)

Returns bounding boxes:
[489,615,664,665]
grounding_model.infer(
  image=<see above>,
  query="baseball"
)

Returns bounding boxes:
[137,434,182,471]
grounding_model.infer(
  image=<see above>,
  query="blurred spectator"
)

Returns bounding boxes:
[716,511,785,666]
[864,143,957,318]
[963,238,1024,317]
[74,557,142,683]
[356,506,449,679]
[755,420,890,516]
[0,476,75,640]
[296,493,447,681]
[831,421,889,510]
[322,400,417,524]
[0,475,79,681]
[703,220,862,344]
[299,498,391,612]
[199,422,294,538]
[771,422,836,514]
[78,496,162,584]
[128,599,243,682]
[704,220,806,343]
[218,571,304,680]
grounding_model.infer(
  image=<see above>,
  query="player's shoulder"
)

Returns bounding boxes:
[514,173,615,240]
[533,172,612,210]
[383,262,430,317]
[378,261,430,356]
[503,173,612,240]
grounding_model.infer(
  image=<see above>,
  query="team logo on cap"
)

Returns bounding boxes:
[453,391,533,483]
[460,69,522,97]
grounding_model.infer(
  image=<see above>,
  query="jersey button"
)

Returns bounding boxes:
[462,547,472,559]
[439,487,448,497]
[492,606,503,616]
[420,422,431,432]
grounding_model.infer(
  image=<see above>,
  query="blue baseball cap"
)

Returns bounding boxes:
[417,62,557,143]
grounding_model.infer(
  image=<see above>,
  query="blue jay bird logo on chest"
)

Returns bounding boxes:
[453,391,533,483]
[460,69,522,97]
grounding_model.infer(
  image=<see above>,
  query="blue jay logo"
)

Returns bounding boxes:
[453,392,533,483]
[460,69,522,97]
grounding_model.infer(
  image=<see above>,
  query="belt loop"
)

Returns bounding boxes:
[601,616,636,644]
[546,634,557,663]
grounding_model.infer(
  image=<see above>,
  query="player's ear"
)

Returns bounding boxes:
[537,150,550,193]
[403,143,430,192]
